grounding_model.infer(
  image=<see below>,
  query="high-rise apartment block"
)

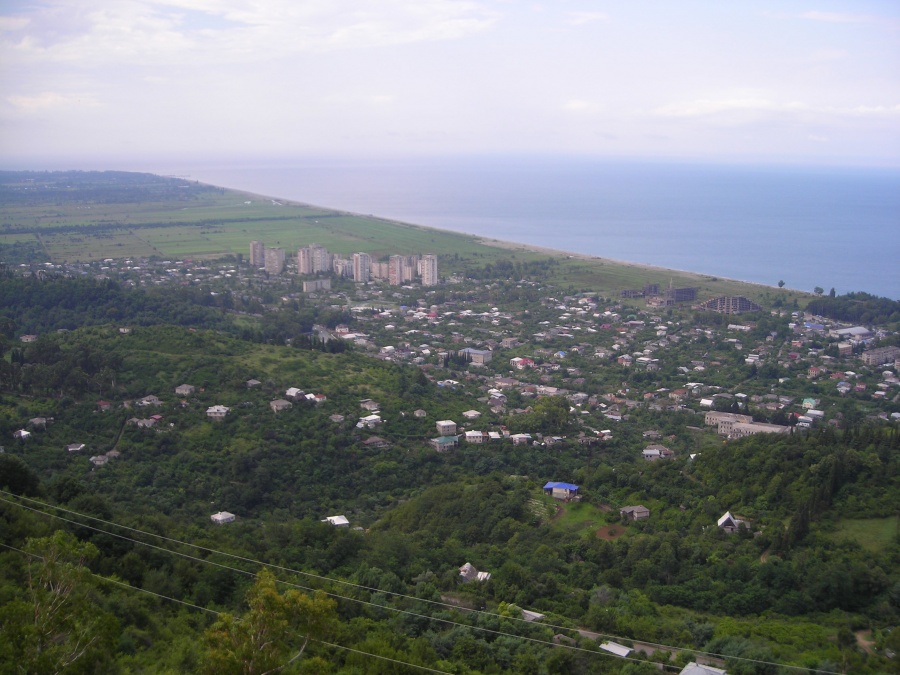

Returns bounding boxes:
[352,252,371,283]
[264,247,285,275]
[298,244,331,275]
[250,241,265,267]
[421,254,439,286]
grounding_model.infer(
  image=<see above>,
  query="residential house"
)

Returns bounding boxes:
[360,399,380,411]
[97,401,112,412]
[620,505,651,521]
[511,433,533,446]
[464,430,486,444]
[322,515,350,527]
[543,482,579,501]
[66,443,85,453]
[138,395,161,407]
[285,387,304,399]
[429,436,458,452]
[175,384,196,396]
[717,511,747,534]
[510,356,535,370]
[459,562,491,582]
[211,511,236,525]
[206,405,230,421]
[362,436,390,449]
[245,379,262,388]
[358,414,382,429]
[642,444,672,461]
[679,663,727,675]
[462,409,482,420]
[270,399,292,413]
[436,420,457,435]
[13,430,31,440]
[90,455,109,467]
[414,409,428,418]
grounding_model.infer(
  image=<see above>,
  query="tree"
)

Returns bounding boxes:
[777,280,785,288]
[0,530,117,674]
[203,569,337,675]
[813,286,824,296]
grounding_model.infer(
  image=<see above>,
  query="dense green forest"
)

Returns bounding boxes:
[806,292,900,328]
[1,273,899,673]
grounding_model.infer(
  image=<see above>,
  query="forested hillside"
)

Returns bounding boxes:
[1,270,899,673]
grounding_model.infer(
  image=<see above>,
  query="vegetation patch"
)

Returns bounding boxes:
[830,517,900,553]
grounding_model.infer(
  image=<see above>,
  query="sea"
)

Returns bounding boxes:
[161,156,900,299]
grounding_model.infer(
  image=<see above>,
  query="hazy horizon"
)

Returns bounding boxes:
[2,1,898,169]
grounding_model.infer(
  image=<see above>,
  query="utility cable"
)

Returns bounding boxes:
[0,490,833,673]
[0,541,452,674]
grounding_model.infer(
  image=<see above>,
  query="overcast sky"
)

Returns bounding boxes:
[1,0,898,168]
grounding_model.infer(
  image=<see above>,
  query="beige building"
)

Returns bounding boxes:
[420,254,439,286]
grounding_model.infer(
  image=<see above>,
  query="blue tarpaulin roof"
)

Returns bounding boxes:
[543,482,579,491]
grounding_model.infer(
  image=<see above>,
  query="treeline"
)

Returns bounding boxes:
[0,275,234,336]
[806,292,900,326]
[0,170,218,207]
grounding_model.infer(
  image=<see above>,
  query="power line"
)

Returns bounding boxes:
[0,490,833,673]
[0,495,679,671]
[0,541,452,675]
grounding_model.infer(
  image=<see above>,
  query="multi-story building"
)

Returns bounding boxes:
[862,346,900,367]
[264,247,285,275]
[333,257,353,277]
[421,254,439,286]
[250,240,265,267]
[298,244,331,275]
[699,296,762,314]
[352,252,370,283]
[388,255,406,286]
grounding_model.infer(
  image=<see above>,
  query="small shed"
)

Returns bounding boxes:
[600,642,633,657]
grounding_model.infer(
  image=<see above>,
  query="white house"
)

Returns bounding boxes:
[322,515,350,527]
[436,420,457,435]
[211,511,236,525]
[206,405,230,421]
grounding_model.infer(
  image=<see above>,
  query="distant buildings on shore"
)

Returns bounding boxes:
[250,241,438,286]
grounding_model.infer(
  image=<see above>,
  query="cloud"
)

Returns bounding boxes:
[563,99,592,111]
[6,91,100,110]
[0,16,30,31]
[564,11,608,26]
[1,0,499,67]
[654,97,900,119]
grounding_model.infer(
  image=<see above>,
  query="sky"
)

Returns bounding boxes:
[1,0,899,168]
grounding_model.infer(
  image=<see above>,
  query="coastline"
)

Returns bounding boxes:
[218,182,799,296]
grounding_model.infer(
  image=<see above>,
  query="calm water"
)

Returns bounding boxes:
[164,157,900,299]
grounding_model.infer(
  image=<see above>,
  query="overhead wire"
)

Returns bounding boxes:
[0,541,453,674]
[0,489,835,673]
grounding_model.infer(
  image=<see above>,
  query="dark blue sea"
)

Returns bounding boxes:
[164,157,900,299]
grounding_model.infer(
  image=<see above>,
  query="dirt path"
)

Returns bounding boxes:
[855,630,875,655]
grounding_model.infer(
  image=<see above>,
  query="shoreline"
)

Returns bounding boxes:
[215,181,802,296]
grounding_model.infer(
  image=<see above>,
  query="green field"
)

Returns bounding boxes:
[0,171,811,303]
[831,517,899,553]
